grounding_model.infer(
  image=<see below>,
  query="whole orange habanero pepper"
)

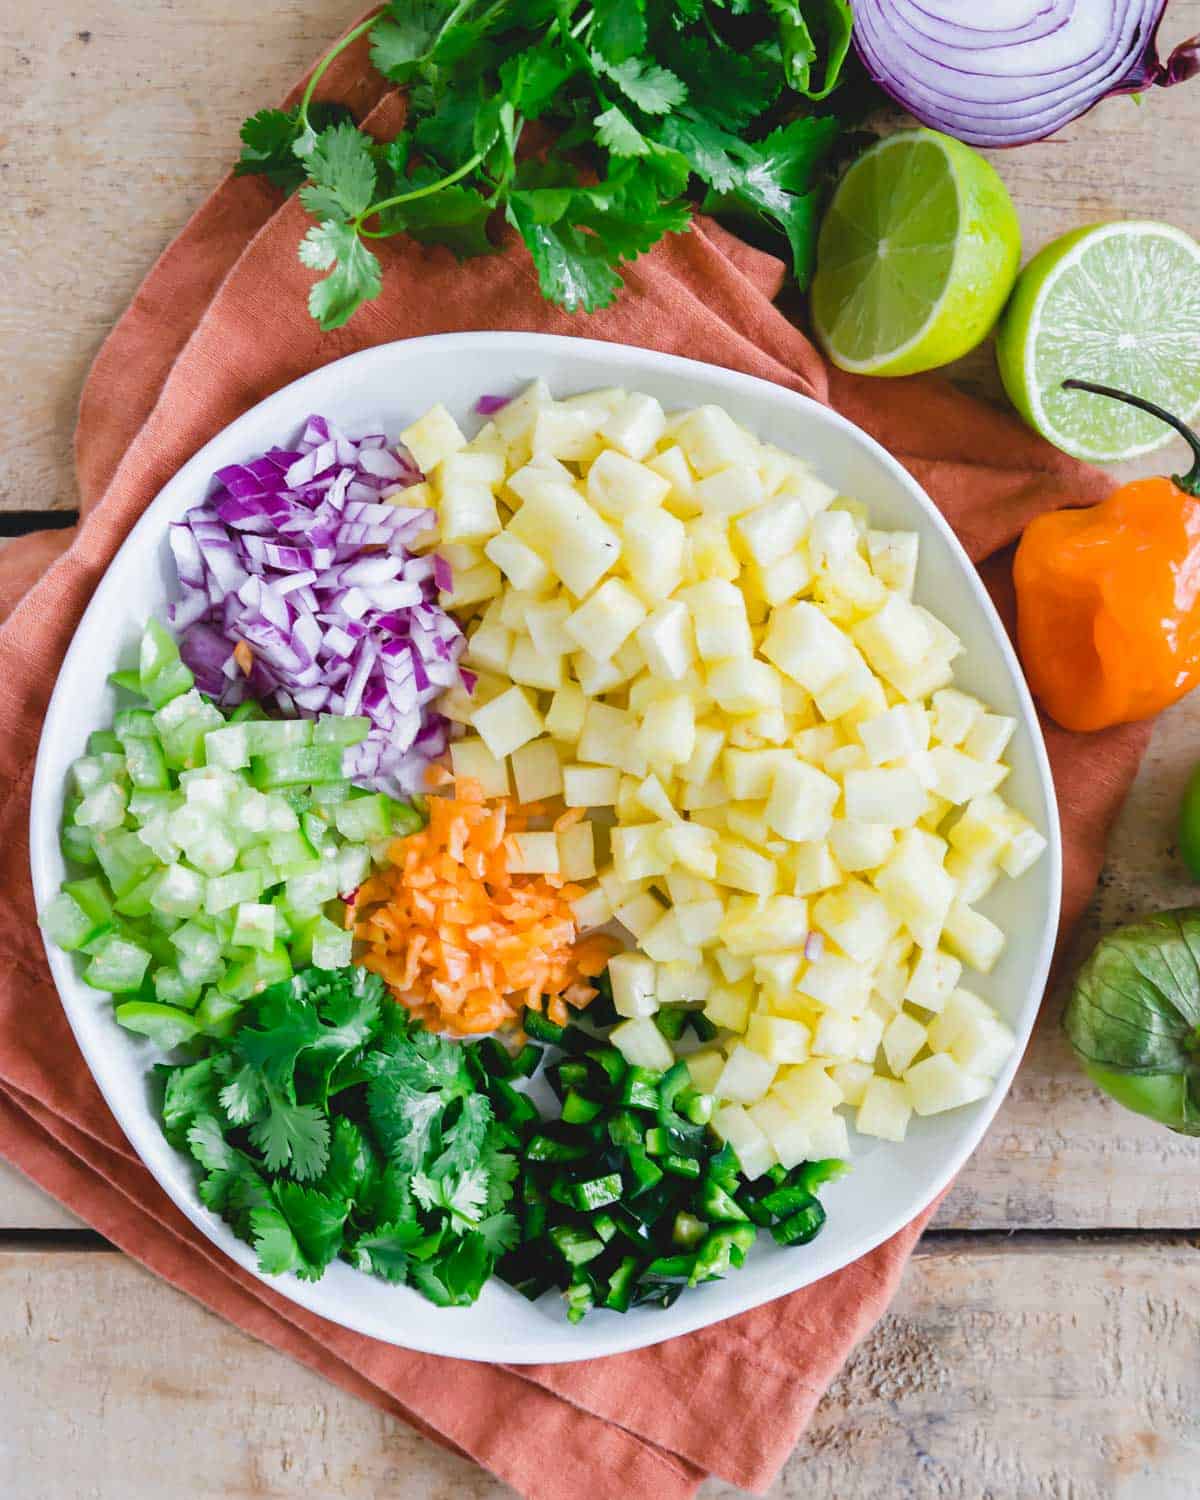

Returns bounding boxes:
[1014,380,1200,734]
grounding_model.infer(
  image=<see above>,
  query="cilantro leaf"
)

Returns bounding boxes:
[590,0,646,64]
[595,106,649,158]
[159,1058,222,1148]
[431,1092,493,1177]
[218,1062,266,1125]
[409,1232,493,1307]
[506,197,622,313]
[274,1182,350,1272]
[369,0,449,83]
[663,35,782,132]
[301,121,377,221]
[478,1211,520,1256]
[591,54,688,115]
[412,1166,489,1232]
[248,1091,330,1180]
[499,42,577,120]
[346,1220,424,1283]
[249,1200,311,1278]
[186,1114,239,1174]
[411,82,480,167]
[235,104,351,193]
[317,1116,377,1204]
[301,222,383,333]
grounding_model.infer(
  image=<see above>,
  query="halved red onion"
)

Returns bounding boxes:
[168,415,467,796]
[853,1,1200,148]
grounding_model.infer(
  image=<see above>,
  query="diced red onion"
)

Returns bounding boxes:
[804,931,825,962]
[853,1,1200,148]
[474,394,512,415]
[166,414,467,795]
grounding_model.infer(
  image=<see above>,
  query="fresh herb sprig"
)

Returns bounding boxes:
[160,966,522,1305]
[235,0,855,329]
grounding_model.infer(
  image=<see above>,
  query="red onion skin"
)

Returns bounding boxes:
[853,2,1200,148]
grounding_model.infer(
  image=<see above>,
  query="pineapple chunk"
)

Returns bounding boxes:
[844,768,926,833]
[904,1054,991,1115]
[853,596,935,690]
[830,1059,874,1107]
[927,746,1006,804]
[571,885,613,930]
[609,952,659,1018]
[686,515,740,582]
[676,898,725,948]
[484,529,553,593]
[525,597,574,656]
[507,638,564,692]
[649,444,700,517]
[685,1047,728,1093]
[791,840,841,896]
[640,909,700,964]
[546,683,588,741]
[882,1011,927,1076]
[747,1095,813,1169]
[674,405,757,476]
[695,464,765,516]
[904,947,962,1013]
[585,448,670,516]
[641,694,696,769]
[715,1043,778,1104]
[558,821,596,881]
[611,1016,675,1071]
[856,1076,912,1142]
[927,988,996,1054]
[704,979,754,1033]
[873,829,956,951]
[723,748,789,801]
[400,403,466,472]
[507,478,621,597]
[599,392,667,460]
[931,688,984,747]
[472,685,543,759]
[858,704,930,765]
[807,1112,851,1160]
[711,1104,775,1179]
[465,621,514,676]
[681,579,753,660]
[964,713,1016,764]
[578,701,641,772]
[765,759,839,843]
[510,738,563,803]
[798,953,871,1016]
[812,880,896,967]
[450,737,510,798]
[749,549,815,609]
[659,821,719,878]
[613,889,668,939]
[638,600,696,681]
[565,578,646,658]
[811,1010,858,1061]
[439,484,501,544]
[720,895,810,954]
[942,901,1005,973]
[441,561,502,609]
[866,529,919,596]
[562,762,621,807]
[945,1006,1015,1078]
[735,492,815,566]
[708,658,784,716]
[506,831,560,875]
[828,819,895,874]
[854,1008,886,1064]
[715,838,778,896]
[999,817,1048,879]
[762,601,856,692]
[774,1060,842,1117]
[622,508,687,600]
[611,824,670,883]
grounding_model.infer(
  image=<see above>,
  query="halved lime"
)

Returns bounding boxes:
[811,128,1021,377]
[995,221,1200,464]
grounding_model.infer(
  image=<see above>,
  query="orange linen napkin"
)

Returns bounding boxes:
[0,26,1152,1500]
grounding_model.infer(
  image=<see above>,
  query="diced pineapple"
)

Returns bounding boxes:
[400,403,467,472]
[440,561,502,609]
[927,988,995,1054]
[584,448,669,518]
[506,478,621,597]
[506,831,560,875]
[491,379,550,445]
[641,694,696,769]
[681,579,753,660]
[675,898,725,948]
[637,600,696,681]
[828,819,895,874]
[508,638,564,692]
[866,529,919,596]
[685,1047,728,1092]
[704,978,754,1035]
[546,683,588,742]
[465,621,514,676]
[999,817,1048,879]
[927,746,1006,804]
[640,909,699,964]
[941,901,1005,973]
[632,772,678,824]
[611,1016,675,1071]
[692,462,765,517]
[764,759,839,843]
[647,444,700,517]
[508,738,562,804]
[573,650,625,698]
[930,688,984,747]
[483,529,553,593]
[830,1059,874,1107]
[904,1053,991,1115]
[472,685,543,759]
[856,1076,912,1142]
[947,792,1011,863]
[673,405,757,476]
[450,736,511,798]
[613,889,667,940]
[873,829,956,950]
[564,577,647,660]
[746,1096,812,1169]
[707,658,783,717]
[811,1010,858,1061]
[711,1104,775,1180]
[720,895,810,955]
[853,595,935,691]
[791,840,841,896]
[842,767,925,828]
[521,597,572,657]
[722,748,787,801]
[578,701,641,771]
[609,952,659,1018]
[904,947,962,1013]
[715,1043,778,1104]
[600,392,667,460]
[749,549,815,609]
[754,951,802,997]
[611,824,670,883]
[812,880,896,967]
[881,1011,927,1076]
[945,847,999,905]
[557,821,596,881]
[622,508,687,601]
[734,492,815,566]
[807,1112,851,1160]
[964,713,1016,764]
[571,885,612,930]
[656,821,717,878]
[714,838,778,896]
[762,601,857,692]
[560,762,621,810]
[798,953,871,1016]
[773,1060,842,1117]
[945,1006,1015,1078]
[858,704,930,765]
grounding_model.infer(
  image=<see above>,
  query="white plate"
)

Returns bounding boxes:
[31,332,1061,1363]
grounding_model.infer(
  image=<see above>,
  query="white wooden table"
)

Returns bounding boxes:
[4,3,1200,1495]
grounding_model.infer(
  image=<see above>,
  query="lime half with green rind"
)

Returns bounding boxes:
[811,128,1021,377]
[995,221,1200,464]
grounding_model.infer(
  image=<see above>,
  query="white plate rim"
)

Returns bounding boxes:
[30,330,1063,1363]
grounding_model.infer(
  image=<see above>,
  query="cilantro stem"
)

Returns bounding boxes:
[298,11,382,129]
[357,150,488,235]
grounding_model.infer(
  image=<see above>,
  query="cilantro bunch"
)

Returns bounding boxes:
[159,966,520,1306]
[235,0,856,330]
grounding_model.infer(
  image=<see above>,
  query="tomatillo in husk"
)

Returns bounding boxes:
[1064,908,1200,1135]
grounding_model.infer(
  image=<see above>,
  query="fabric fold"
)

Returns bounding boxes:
[0,25,1151,1498]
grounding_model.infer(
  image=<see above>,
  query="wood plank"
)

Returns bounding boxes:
[3,1240,1196,1498]
[0,1162,82,1230]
